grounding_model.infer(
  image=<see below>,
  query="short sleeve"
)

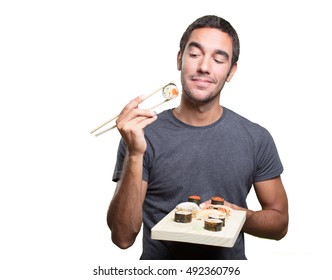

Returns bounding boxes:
[112,138,150,183]
[254,128,283,182]
[112,139,127,182]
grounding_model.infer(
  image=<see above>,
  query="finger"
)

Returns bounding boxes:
[116,109,156,129]
[117,108,156,125]
[128,115,158,130]
[117,115,157,135]
[118,96,146,117]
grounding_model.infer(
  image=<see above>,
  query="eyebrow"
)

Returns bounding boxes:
[188,41,230,60]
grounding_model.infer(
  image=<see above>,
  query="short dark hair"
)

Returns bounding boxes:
[179,15,240,66]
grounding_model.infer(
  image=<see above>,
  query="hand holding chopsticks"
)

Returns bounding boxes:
[90,82,179,137]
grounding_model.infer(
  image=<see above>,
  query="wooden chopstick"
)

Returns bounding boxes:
[90,82,172,135]
[93,124,117,137]
[90,115,118,135]
[93,99,172,137]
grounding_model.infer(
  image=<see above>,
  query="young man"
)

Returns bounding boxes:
[107,15,288,259]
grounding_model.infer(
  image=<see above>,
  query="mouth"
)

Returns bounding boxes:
[191,77,214,89]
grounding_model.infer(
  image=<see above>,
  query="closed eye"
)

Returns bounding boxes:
[189,53,201,58]
[214,54,228,64]
[214,58,225,64]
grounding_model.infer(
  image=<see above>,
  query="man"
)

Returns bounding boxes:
[107,15,288,259]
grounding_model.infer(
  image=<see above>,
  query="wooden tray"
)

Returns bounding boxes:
[151,209,246,247]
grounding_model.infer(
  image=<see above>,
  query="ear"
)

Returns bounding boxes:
[177,51,182,71]
[226,63,237,82]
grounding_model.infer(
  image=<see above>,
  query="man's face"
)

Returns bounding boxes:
[177,28,237,104]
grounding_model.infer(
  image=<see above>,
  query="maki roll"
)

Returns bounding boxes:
[204,218,222,232]
[176,202,200,218]
[162,83,179,100]
[208,213,226,227]
[174,210,192,223]
[188,195,201,205]
[211,196,224,205]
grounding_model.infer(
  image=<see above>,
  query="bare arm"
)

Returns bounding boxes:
[226,176,288,240]
[107,155,148,249]
[106,96,157,249]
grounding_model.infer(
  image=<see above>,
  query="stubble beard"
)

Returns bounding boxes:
[181,74,226,105]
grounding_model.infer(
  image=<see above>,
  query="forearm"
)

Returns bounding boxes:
[107,154,145,248]
[230,204,288,240]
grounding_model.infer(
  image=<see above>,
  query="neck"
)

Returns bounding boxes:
[173,95,223,126]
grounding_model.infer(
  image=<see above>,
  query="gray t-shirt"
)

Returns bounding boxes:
[112,107,283,259]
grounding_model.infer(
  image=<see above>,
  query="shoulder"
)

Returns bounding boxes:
[223,107,271,138]
[145,109,182,133]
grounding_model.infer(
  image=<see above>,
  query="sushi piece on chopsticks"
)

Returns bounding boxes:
[162,83,179,100]
[90,81,179,137]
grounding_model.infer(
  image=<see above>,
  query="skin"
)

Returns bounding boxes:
[107,27,288,249]
[174,28,237,125]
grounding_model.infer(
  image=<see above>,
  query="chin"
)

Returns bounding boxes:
[185,91,219,104]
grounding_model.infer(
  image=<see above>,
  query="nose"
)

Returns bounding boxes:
[198,56,211,74]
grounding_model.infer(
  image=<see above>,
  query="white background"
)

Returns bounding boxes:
[1,0,331,279]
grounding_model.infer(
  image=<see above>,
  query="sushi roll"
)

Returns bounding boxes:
[216,205,232,219]
[208,213,226,227]
[204,218,222,232]
[174,210,192,223]
[196,209,220,220]
[211,196,224,205]
[188,195,201,205]
[162,83,179,100]
[176,202,200,218]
